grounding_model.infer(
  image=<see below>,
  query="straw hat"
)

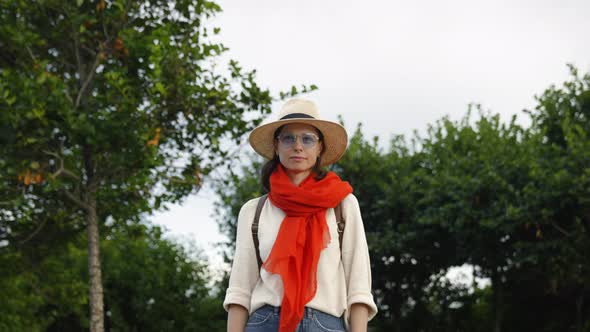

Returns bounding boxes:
[248,99,348,167]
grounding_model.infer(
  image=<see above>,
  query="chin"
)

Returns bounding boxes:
[284,164,313,173]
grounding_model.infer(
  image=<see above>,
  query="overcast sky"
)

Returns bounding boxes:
[152,0,590,274]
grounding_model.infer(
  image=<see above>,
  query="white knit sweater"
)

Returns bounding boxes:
[223,193,378,324]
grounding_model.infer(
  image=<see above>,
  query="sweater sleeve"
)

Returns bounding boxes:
[223,198,261,312]
[340,194,378,321]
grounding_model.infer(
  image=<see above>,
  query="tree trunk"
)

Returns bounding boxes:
[392,297,402,332]
[576,293,584,332]
[492,274,503,332]
[87,192,104,332]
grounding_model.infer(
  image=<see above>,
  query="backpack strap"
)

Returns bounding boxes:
[335,202,345,252]
[252,194,268,271]
[252,195,345,271]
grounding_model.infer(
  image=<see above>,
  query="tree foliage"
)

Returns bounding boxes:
[0,221,225,331]
[0,0,313,330]
[215,68,590,332]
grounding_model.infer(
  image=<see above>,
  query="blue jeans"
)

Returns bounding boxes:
[245,305,346,332]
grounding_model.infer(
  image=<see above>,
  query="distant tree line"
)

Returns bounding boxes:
[215,67,590,332]
[0,219,227,331]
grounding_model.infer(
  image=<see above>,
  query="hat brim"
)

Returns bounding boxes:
[249,118,348,167]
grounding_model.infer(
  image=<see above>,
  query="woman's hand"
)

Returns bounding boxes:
[349,303,370,332]
[227,304,249,332]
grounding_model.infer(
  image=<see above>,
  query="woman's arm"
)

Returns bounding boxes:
[340,194,379,326]
[223,199,263,330]
[349,303,370,332]
[227,304,249,332]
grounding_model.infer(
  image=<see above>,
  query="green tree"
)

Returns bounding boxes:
[414,108,532,332]
[102,224,225,332]
[0,0,313,330]
[522,65,590,332]
[213,70,590,332]
[333,127,455,332]
[0,220,224,331]
[0,192,86,330]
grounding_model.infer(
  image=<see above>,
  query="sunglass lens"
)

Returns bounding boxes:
[281,134,296,146]
[302,134,317,146]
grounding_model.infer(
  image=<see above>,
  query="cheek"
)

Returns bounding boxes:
[276,148,288,164]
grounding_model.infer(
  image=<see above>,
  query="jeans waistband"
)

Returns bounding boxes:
[259,305,324,318]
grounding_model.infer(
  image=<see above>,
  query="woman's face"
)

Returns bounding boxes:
[275,123,323,176]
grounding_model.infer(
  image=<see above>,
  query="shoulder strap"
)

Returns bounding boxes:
[252,194,268,270]
[335,202,345,251]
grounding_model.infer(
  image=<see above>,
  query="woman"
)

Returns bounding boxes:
[224,99,377,332]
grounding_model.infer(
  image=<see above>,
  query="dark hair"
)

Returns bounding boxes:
[261,125,327,192]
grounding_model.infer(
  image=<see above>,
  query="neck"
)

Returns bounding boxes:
[286,169,312,186]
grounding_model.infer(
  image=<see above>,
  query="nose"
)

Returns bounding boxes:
[293,137,304,150]
[293,138,303,151]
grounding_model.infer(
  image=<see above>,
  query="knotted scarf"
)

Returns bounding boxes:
[264,165,353,332]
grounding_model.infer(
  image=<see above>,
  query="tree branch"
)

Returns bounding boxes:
[75,51,102,109]
[580,214,590,239]
[25,45,37,63]
[81,44,98,57]
[550,222,572,237]
[64,189,91,211]
[18,219,47,245]
[43,149,80,181]
[64,88,74,105]
[73,33,82,81]
[120,0,137,31]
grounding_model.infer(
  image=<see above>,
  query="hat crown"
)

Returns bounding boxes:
[278,98,320,120]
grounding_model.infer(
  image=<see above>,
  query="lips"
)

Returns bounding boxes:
[290,156,306,161]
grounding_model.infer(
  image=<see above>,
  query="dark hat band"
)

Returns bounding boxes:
[280,113,315,120]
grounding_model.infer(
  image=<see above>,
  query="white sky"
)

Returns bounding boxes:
[152,0,590,275]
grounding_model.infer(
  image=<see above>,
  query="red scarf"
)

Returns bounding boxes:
[264,165,353,332]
